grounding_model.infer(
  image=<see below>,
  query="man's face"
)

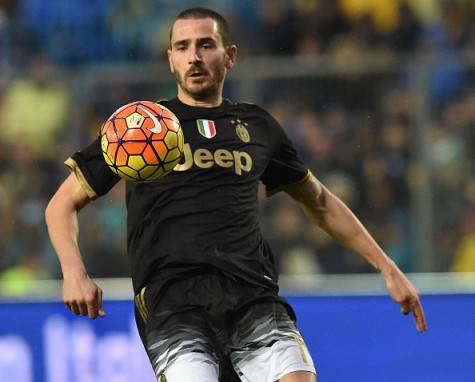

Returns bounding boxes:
[168,18,236,101]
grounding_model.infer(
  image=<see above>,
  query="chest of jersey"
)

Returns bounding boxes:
[170,116,270,178]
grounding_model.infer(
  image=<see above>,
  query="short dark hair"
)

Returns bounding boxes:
[169,7,231,47]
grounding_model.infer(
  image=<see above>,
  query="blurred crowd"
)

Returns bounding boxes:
[0,0,474,287]
[1,0,475,66]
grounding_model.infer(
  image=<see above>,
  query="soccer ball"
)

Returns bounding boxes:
[100,101,184,182]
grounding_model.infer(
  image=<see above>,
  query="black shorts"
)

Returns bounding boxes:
[134,270,315,381]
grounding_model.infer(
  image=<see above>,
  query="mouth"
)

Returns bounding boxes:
[188,71,208,79]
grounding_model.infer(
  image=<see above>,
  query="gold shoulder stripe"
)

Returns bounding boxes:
[64,157,97,198]
[140,286,148,320]
[266,169,313,197]
[134,294,146,322]
[134,287,148,323]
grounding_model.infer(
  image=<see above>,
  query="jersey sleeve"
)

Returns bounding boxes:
[260,113,310,196]
[64,137,121,198]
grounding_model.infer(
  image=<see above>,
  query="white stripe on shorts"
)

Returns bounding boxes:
[231,336,316,382]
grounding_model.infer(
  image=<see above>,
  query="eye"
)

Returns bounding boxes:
[200,41,216,50]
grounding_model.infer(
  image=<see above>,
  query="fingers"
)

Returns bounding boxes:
[86,293,99,319]
[411,301,427,333]
[400,302,411,315]
[64,300,90,316]
[98,288,106,317]
[79,301,89,316]
[64,289,106,320]
[399,297,427,333]
[386,272,427,333]
[65,302,80,315]
[85,288,106,319]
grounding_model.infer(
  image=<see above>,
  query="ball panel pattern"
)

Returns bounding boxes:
[114,119,128,138]
[127,155,146,171]
[100,101,183,182]
[123,141,146,155]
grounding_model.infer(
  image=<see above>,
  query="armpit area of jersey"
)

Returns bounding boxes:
[265,169,312,197]
[65,138,120,197]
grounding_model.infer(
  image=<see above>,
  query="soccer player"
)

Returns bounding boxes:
[45,7,427,382]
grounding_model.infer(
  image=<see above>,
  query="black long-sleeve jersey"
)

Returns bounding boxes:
[66,97,310,295]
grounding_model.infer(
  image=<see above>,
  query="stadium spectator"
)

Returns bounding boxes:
[0,54,70,279]
[390,2,422,51]
[0,54,70,158]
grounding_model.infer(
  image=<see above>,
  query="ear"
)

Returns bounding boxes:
[167,49,174,73]
[224,45,237,70]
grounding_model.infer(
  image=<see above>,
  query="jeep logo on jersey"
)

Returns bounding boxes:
[174,143,252,175]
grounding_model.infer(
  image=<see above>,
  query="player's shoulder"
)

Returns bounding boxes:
[230,100,265,112]
[155,98,173,108]
[153,98,187,118]
[229,101,285,144]
[227,100,276,120]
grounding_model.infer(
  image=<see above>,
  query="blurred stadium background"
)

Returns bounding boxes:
[0,0,474,381]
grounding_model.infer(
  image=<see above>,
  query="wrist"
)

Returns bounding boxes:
[379,258,398,278]
[62,266,88,281]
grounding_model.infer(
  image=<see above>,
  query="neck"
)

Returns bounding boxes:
[177,89,223,108]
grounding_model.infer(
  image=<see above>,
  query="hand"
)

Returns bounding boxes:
[382,265,427,332]
[62,273,106,319]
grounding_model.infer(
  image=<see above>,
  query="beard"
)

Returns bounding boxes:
[174,63,225,101]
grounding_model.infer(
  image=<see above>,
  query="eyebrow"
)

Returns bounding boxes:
[173,37,217,48]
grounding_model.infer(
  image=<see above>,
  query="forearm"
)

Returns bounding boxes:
[45,174,92,279]
[303,186,396,275]
[288,177,427,331]
[45,201,87,278]
[45,175,106,319]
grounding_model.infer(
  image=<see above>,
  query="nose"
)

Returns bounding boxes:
[188,45,202,64]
